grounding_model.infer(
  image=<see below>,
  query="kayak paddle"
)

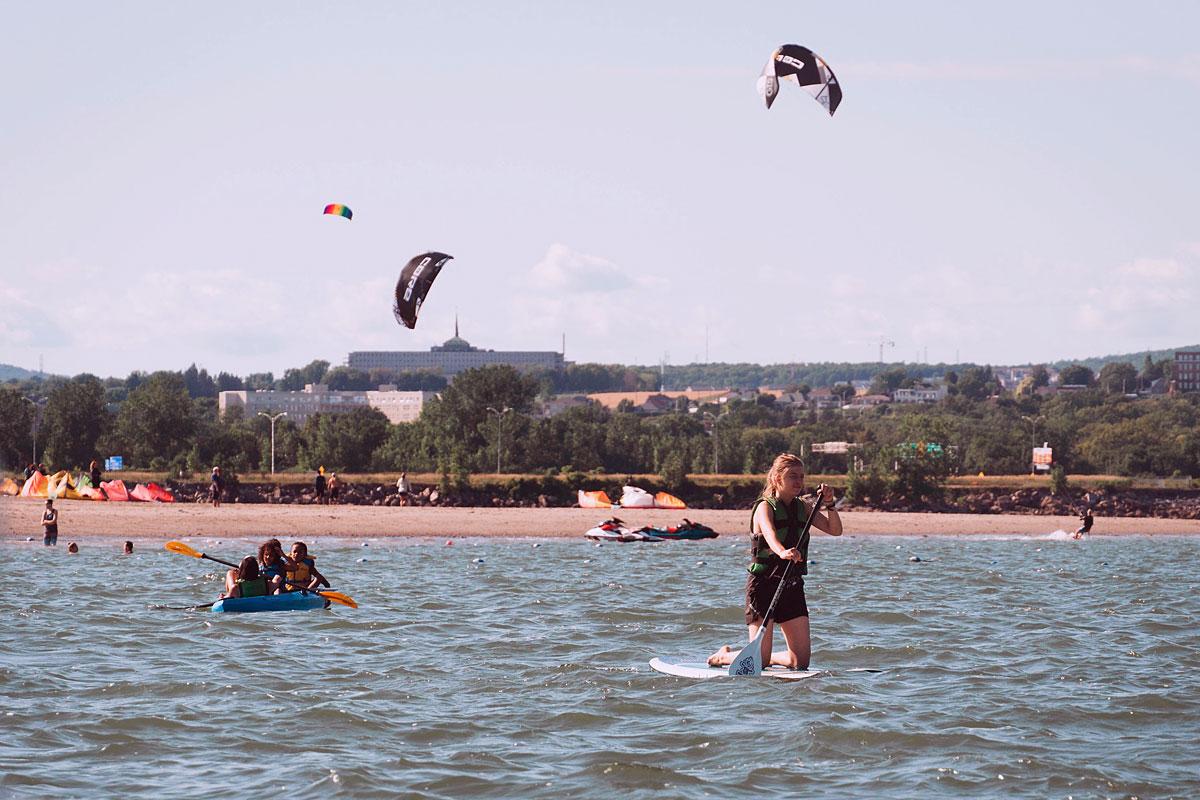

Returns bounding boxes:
[727,489,827,676]
[163,540,358,608]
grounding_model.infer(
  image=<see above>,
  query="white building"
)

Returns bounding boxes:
[892,385,948,403]
[348,324,564,378]
[219,384,436,425]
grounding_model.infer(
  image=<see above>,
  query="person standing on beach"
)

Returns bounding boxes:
[314,468,327,505]
[396,471,412,505]
[707,453,842,671]
[41,499,59,546]
[89,460,102,490]
[327,472,341,505]
[210,466,224,508]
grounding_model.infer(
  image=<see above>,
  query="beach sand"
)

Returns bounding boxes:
[3,495,1198,541]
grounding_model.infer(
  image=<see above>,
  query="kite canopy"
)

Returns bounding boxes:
[394,252,453,329]
[757,44,842,116]
[323,203,352,220]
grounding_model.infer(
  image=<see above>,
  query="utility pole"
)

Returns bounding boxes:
[878,337,895,363]
[257,411,287,474]
[21,397,38,466]
[486,406,512,474]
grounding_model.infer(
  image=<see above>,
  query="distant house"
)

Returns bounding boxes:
[807,387,842,410]
[539,395,596,418]
[844,393,890,410]
[637,394,676,415]
[775,391,808,407]
[892,385,947,404]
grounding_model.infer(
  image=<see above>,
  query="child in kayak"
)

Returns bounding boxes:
[284,541,328,592]
[258,538,288,594]
[222,556,269,598]
[707,452,842,671]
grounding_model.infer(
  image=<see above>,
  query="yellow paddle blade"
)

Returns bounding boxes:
[318,590,358,609]
[164,540,204,558]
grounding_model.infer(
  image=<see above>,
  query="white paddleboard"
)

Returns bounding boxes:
[649,657,821,681]
[649,657,882,681]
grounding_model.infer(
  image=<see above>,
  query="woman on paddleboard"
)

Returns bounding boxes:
[708,453,841,670]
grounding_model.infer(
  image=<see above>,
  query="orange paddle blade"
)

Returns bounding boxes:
[164,540,203,558]
[317,590,358,609]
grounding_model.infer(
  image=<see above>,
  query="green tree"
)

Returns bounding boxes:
[279,360,330,391]
[420,365,539,470]
[111,373,196,467]
[324,367,373,391]
[1097,361,1138,394]
[1058,364,1095,386]
[42,375,108,469]
[953,366,999,401]
[0,386,36,469]
[299,408,391,472]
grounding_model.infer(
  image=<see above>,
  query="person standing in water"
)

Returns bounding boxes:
[1073,508,1094,540]
[707,453,842,671]
[41,499,59,546]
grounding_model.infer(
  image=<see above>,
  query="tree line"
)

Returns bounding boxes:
[2,358,1198,483]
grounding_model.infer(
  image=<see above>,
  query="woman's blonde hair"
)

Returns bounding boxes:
[763,452,805,499]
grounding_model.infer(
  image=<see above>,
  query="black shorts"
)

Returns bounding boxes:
[745,573,808,625]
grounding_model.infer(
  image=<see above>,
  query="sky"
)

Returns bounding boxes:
[1,1,1197,379]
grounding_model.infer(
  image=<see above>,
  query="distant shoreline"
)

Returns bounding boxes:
[3,496,1199,542]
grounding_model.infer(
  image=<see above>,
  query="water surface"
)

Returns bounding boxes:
[2,533,1198,798]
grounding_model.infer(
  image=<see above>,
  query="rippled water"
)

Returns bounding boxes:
[2,533,1199,798]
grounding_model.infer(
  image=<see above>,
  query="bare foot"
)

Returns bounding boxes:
[707,645,733,666]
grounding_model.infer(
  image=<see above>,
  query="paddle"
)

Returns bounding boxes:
[728,487,828,676]
[163,541,358,608]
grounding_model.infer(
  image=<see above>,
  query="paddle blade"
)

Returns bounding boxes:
[728,631,764,676]
[317,591,358,609]
[164,541,203,558]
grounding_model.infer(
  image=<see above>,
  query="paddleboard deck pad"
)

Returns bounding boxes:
[649,657,881,681]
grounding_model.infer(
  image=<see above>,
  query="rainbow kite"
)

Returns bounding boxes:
[323,203,352,220]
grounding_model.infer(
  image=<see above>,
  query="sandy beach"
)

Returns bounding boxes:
[3,495,1198,541]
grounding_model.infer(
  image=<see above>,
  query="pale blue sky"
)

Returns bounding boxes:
[2,1,1197,378]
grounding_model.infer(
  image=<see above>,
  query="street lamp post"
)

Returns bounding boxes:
[1020,414,1044,475]
[257,411,287,474]
[486,406,512,475]
[702,411,722,474]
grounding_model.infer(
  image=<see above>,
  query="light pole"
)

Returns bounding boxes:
[257,411,287,474]
[20,397,38,466]
[702,411,723,474]
[1020,414,1044,475]
[486,406,511,474]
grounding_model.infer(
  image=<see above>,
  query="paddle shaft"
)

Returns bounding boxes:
[179,547,338,600]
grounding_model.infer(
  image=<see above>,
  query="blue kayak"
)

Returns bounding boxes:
[211,593,330,613]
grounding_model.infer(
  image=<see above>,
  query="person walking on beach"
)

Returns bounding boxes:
[209,466,224,508]
[327,472,341,505]
[314,468,327,505]
[41,499,59,546]
[1073,508,1094,540]
[396,471,411,502]
[706,453,842,671]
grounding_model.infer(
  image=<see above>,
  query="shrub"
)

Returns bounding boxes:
[1049,466,1069,495]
